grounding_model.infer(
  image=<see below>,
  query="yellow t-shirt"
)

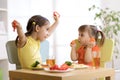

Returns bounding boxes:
[18,36,42,69]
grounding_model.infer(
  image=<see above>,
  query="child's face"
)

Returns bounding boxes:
[37,23,50,41]
[78,31,90,45]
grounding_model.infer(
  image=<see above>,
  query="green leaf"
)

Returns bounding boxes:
[31,61,40,67]
[65,61,72,66]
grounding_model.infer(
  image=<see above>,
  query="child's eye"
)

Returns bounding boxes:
[46,28,49,31]
[81,34,84,37]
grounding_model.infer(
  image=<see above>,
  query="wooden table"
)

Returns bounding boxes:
[9,68,115,80]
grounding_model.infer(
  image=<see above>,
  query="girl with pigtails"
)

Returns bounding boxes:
[70,25,105,68]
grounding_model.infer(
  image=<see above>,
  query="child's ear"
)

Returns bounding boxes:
[35,25,40,32]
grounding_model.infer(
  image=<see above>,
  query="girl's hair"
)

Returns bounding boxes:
[15,15,49,45]
[78,25,105,47]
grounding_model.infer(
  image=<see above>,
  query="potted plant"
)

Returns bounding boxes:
[88,5,120,68]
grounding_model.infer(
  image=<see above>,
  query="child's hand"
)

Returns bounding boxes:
[12,20,21,32]
[53,11,60,21]
[12,20,17,32]
[87,38,96,48]
[70,40,76,47]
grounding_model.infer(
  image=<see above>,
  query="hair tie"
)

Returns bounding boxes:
[32,22,36,25]
[97,30,101,32]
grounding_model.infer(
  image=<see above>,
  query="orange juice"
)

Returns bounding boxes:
[46,59,55,67]
[93,58,100,68]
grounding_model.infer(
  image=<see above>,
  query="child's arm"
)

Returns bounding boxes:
[70,40,78,61]
[84,38,96,63]
[84,47,93,63]
[12,20,26,47]
[47,11,60,37]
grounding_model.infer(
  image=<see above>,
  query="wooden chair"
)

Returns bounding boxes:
[6,40,49,69]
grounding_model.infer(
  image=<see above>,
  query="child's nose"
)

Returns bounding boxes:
[47,32,49,37]
[78,36,81,39]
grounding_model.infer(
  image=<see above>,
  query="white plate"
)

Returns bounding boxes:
[31,67,44,70]
[72,64,89,69]
[44,68,74,73]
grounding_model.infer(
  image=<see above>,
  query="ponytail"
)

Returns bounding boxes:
[96,30,105,47]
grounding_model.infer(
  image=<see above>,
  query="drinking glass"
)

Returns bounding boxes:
[46,59,55,67]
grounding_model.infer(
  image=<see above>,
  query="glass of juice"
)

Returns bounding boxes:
[94,57,100,68]
[46,59,55,67]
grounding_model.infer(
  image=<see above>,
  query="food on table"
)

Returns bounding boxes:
[65,61,72,66]
[50,64,59,70]
[71,64,89,69]
[35,64,43,68]
[31,61,40,67]
[60,63,69,70]
[50,64,69,70]
[49,61,73,70]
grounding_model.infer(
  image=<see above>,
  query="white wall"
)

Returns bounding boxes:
[101,0,120,11]
[8,0,53,40]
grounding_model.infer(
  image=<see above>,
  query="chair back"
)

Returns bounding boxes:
[6,40,49,69]
[40,40,49,62]
[100,39,114,67]
[6,41,21,69]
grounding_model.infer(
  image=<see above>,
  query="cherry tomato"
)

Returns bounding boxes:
[49,64,69,70]
[89,38,95,42]
[60,63,69,70]
[12,20,17,32]
[71,40,75,45]
[50,64,59,70]
[53,11,60,17]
